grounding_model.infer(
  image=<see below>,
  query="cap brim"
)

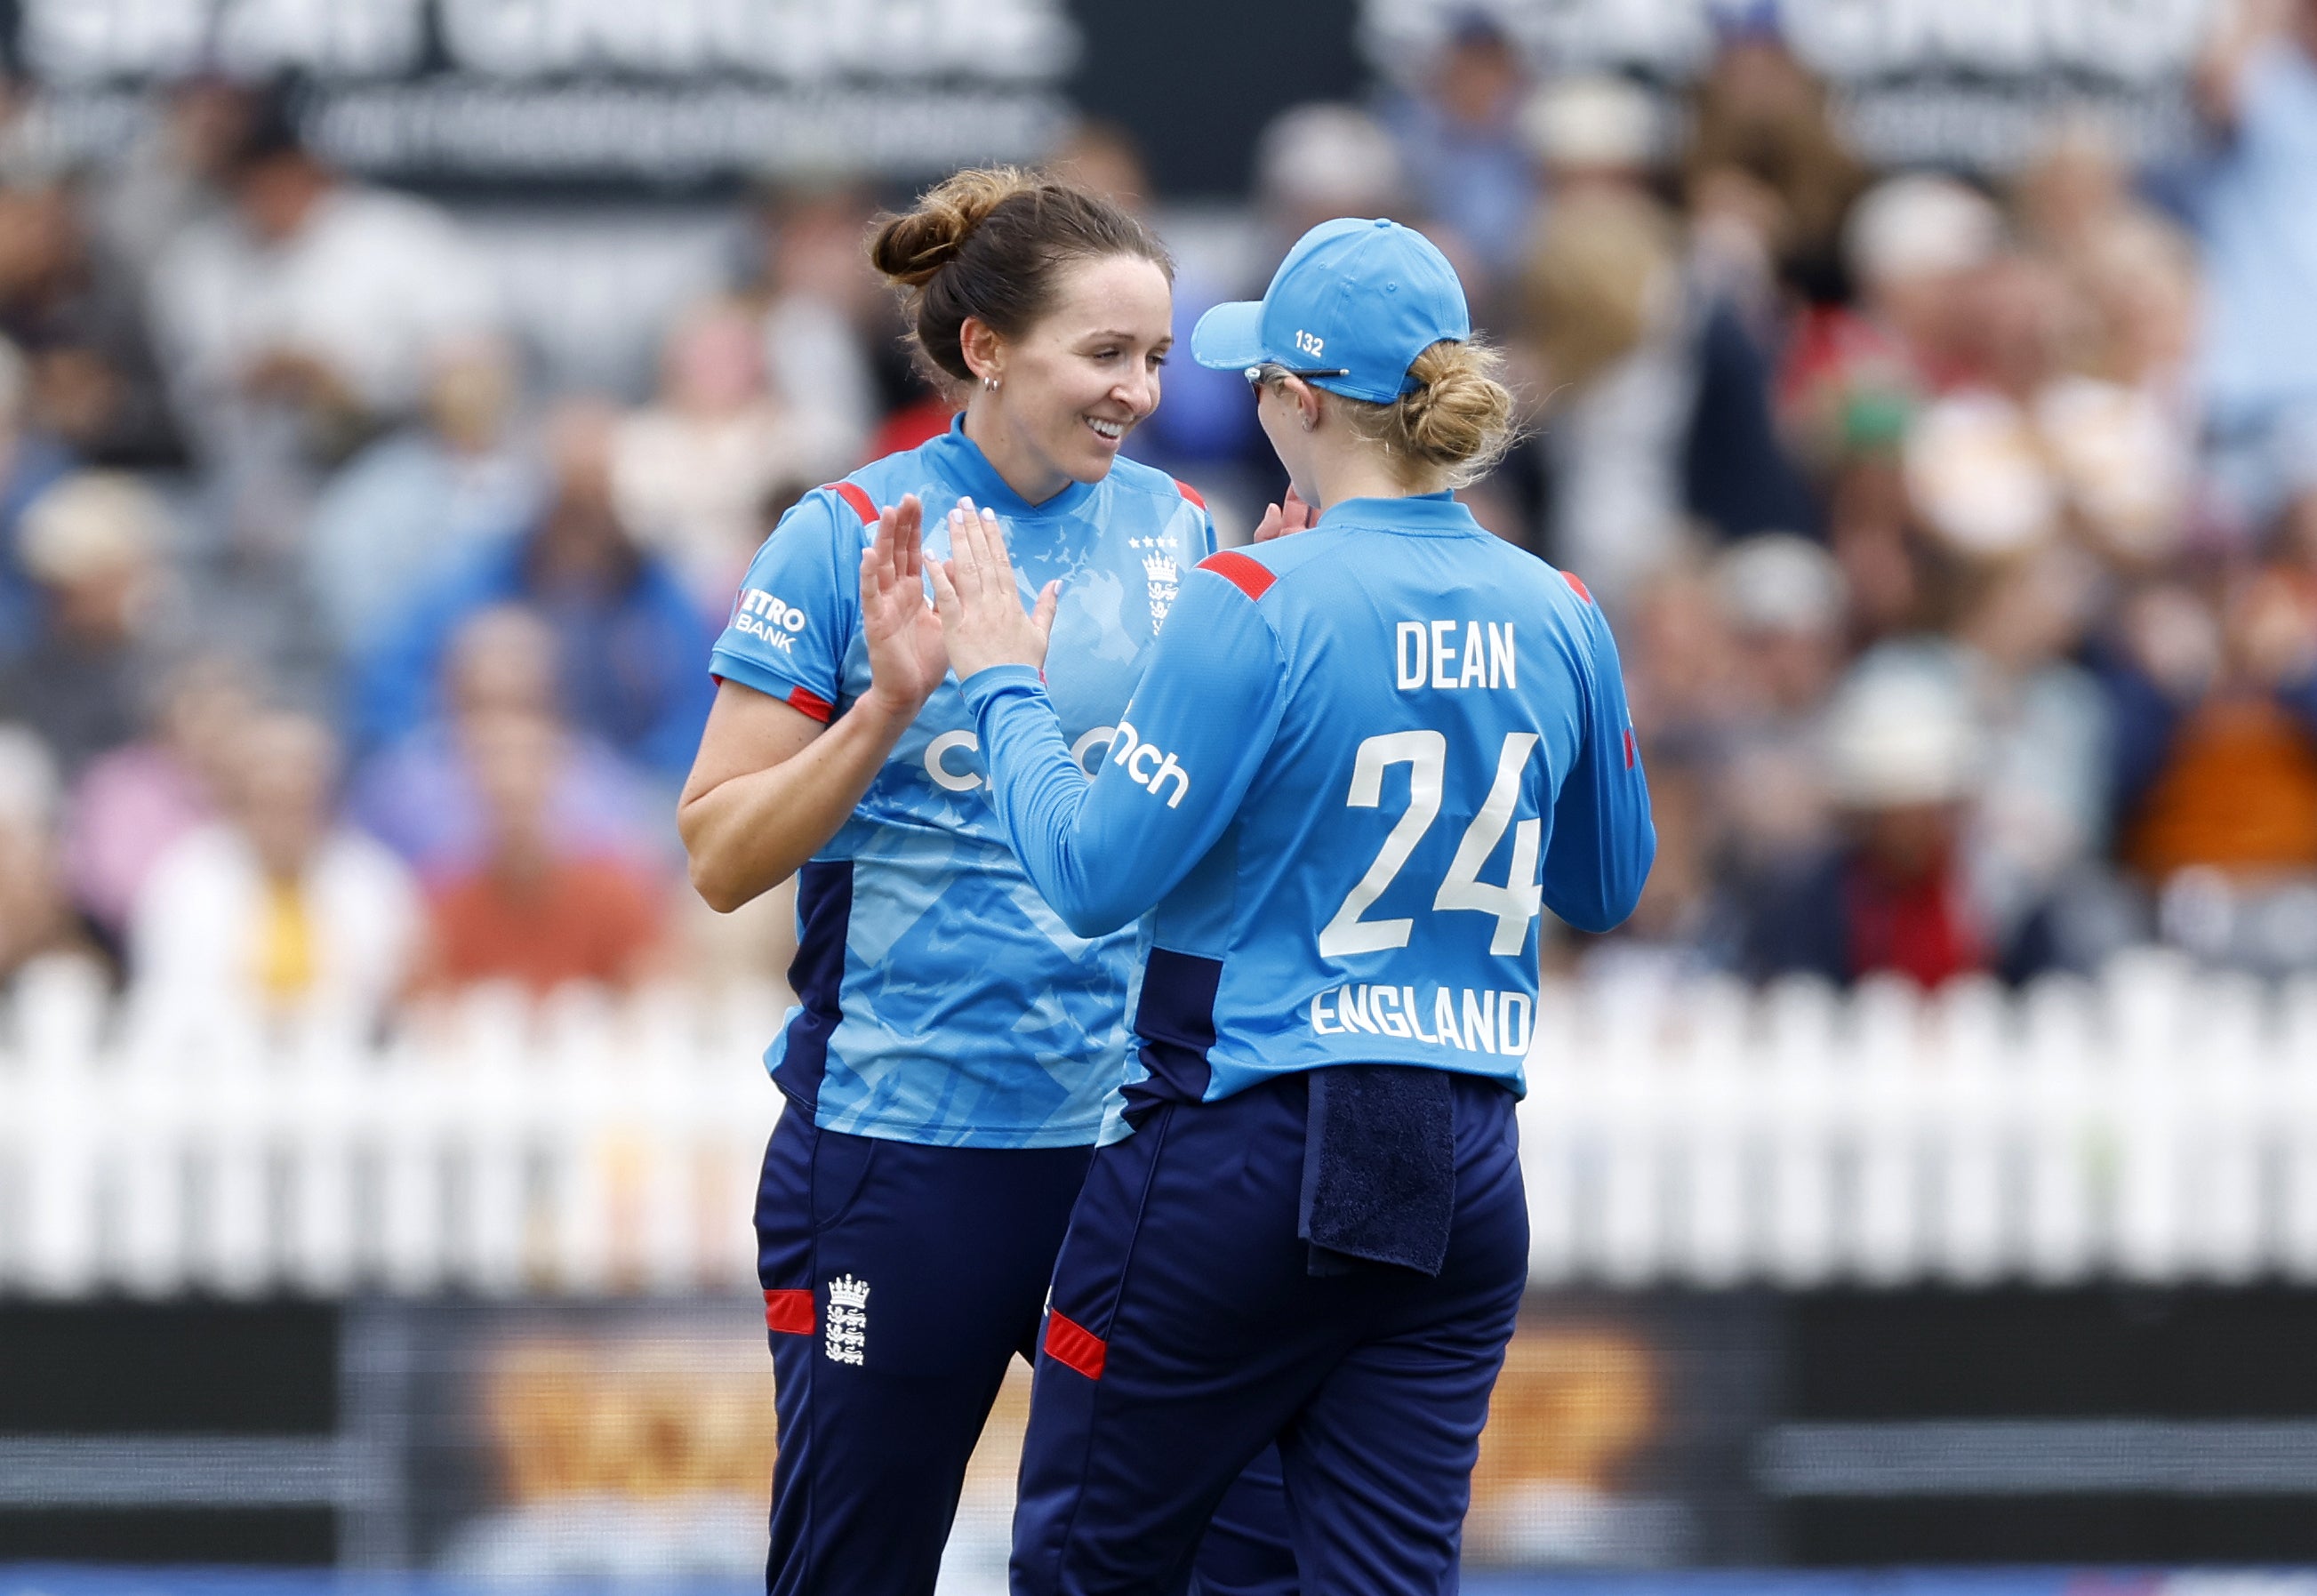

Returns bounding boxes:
[1190,300,1267,371]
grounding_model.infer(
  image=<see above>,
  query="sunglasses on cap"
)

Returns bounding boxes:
[1244,362,1350,392]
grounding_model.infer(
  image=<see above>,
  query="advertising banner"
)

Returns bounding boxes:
[1362,0,2218,170]
[4,0,1078,188]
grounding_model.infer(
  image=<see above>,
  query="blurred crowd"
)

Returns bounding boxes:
[7,1,2317,1025]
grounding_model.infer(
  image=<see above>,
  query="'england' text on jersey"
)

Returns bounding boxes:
[1308,982,1534,1056]
[1395,621,1516,691]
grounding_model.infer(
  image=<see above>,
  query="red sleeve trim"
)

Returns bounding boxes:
[828,482,878,525]
[764,1288,814,1335]
[1044,1309,1107,1380]
[1198,549,1276,602]
[1623,728,1637,770]
[1562,570,1593,605]
[1172,477,1207,510]
[788,686,835,723]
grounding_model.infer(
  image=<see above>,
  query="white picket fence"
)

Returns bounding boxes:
[3,949,2316,1297]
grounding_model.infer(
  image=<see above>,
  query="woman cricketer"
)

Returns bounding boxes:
[924,217,1656,1595]
[679,168,1294,1596]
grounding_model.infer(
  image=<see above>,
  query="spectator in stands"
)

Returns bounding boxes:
[0,334,74,657]
[1601,559,1746,956]
[1507,185,1815,604]
[2193,0,2317,534]
[61,653,253,950]
[1877,550,2118,969]
[0,471,178,778]
[1522,74,1664,204]
[1710,534,1848,870]
[744,182,885,470]
[349,603,670,881]
[0,178,183,467]
[130,709,420,1023]
[1900,253,2073,563]
[1739,661,1998,987]
[1904,237,2193,573]
[0,723,86,981]
[92,74,251,289]
[2037,215,2201,568]
[147,83,497,474]
[1251,102,1407,250]
[1781,174,2003,469]
[2109,572,2317,885]
[413,708,667,996]
[1681,28,1867,317]
[612,295,844,612]
[352,401,716,784]
[1377,16,1536,281]
[305,333,539,657]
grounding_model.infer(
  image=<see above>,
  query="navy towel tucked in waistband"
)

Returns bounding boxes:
[1298,1064,1456,1277]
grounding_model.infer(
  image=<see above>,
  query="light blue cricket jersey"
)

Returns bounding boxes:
[958,492,1656,1136]
[709,414,1215,1148]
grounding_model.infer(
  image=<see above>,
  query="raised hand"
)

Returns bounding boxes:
[857,493,949,718]
[1253,486,1317,542]
[927,497,1058,681]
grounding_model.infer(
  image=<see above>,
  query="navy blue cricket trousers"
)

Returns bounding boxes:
[1011,1071,1528,1596]
[754,1103,1297,1596]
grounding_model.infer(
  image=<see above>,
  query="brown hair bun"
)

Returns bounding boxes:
[867,165,1172,386]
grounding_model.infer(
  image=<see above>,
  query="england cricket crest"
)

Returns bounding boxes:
[824,1274,869,1366]
[1133,537,1181,626]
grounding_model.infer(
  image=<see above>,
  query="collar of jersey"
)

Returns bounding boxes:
[1314,491,1479,536]
[925,413,1097,520]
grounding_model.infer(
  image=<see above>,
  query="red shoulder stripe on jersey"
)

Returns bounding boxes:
[1199,549,1276,602]
[1624,728,1638,770]
[1173,477,1207,509]
[1045,1309,1107,1380]
[788,686,834,723]
[827,481,878,525]
[1563,570,1593,605]
[764,1288,814,1335]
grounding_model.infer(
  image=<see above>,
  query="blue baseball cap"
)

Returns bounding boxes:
[1191,218,1471,403]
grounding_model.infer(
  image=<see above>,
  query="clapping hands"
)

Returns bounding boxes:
[857,493,949,719]
[926,499,1059,680]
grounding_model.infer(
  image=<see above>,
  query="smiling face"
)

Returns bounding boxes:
[963,253,1173,502]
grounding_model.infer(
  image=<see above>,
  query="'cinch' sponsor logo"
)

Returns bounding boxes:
[1108,718,1190,808]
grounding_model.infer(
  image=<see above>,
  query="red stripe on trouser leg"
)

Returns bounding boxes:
[1044,1310,1107,1379]
[764,1288,814,1335]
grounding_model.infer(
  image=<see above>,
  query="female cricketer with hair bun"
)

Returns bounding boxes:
[677,170,1295,1596]
[926,218,1656,1594]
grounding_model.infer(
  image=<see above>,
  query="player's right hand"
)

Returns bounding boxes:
[858,493,949,719]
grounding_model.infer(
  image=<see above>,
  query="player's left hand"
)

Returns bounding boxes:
[928,498,1058,679]
[1253,486,1317,541]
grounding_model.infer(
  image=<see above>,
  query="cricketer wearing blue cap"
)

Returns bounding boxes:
[917,218,1656,1595]
[684,170,1298,1596]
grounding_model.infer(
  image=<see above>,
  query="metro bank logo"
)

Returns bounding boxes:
[733,588,807,651]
